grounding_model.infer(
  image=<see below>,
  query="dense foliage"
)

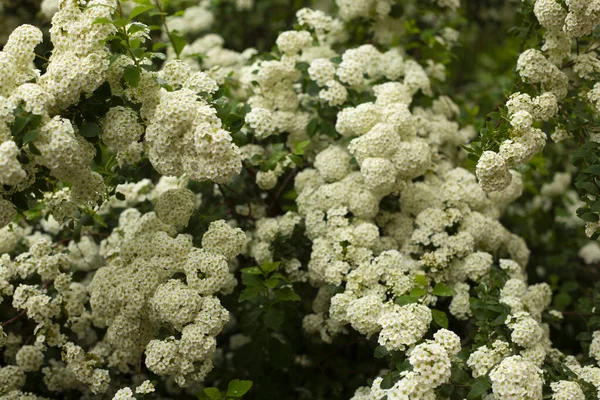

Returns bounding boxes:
[2,0,600,399]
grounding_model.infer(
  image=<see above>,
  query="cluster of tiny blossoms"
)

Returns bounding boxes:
[232,2,588,399]
[0,189,245,397]
[475,0,600,193]
[0,0,242,229]
[2,0,600,398]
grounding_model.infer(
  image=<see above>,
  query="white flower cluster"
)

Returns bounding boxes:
[0,0,243,229]
[475,0,600,192]
[90,210,244,386]
[489,355,544,399]
[476,90,559,192]
[352,329,460,399]
[0,17,109,224]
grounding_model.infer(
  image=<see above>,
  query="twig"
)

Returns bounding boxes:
[154,0,182,58]
[2,310,27,327]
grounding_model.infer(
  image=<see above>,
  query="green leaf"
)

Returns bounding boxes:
[28,142,41,155]
[261,261,281,274]
[239,286,263,302]
[431,282,454,297]
[22,129,40,144]
[92,213,108,228]
[394,295,420,306]
[439,384,454,397]
[467,377,491,399]
[152,42,169,51]
[123,65,141,87]
[451,367,470,384]
[431,309,449,329]
[115,192,126,201]
[373,345,389,359]
[170,31,187,55]
[275,287,300,302]
[320,120,337,138]
[128,23,148,35]
[92,17,113,25]
[576,332,593,341]
[202,387,222,400]
[293,140,310,154]
[11,115,30,135]
[241,266,264,275]
[79,122,101,138]
[306,118,318,137]
[129,38,141,49]
[584,165,600,175]
[264,277,280,288]
[295,61,309,73]
[264,308,285,330]
[226,380,253,397]
[113,17,129,28]
[409,288,427,297]
[287,154,303,167]
[580,212,599,222]
[29,114,42,129]
[128,4,155,20]
[414,274,428,287]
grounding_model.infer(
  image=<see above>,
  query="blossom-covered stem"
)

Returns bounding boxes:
[116,1,140,67]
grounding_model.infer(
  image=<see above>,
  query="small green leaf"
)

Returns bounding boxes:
[113,17,129,28]
[451,366,470,384]
[293,140,310,154]
[264,277,280,288]
[115,192,126,201]
[123,65,141,87]
[28,142,41,155]
[241,266,264,275]
[467,377,491,399]
[129,38,141,49]
[431,282,454,297]
[431,309,449,329]
[373,345,389,359]
[226,380,253,397]
[79,122,101,138]
[287,154,303,167]
[128,23,148,35]
[295,61,309,73]
[261,261,281,274]
[170,31,187,56]
[92,17,113,25]
[239,286,263,302]
[576,332,593,341]
[22,129,40,144]
[414,274,427,287]
[92,213,108,228]
[11,115,30,135]
[128,4,155,20]
[409,288,427,297]
[275,287,300,302]
[584,165,600,175]
[394,295,419,306]
[306,118,318,137]
[580,212,599,222]
[202,387,222,400]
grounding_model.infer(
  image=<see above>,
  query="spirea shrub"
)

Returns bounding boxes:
[1,0,600,399]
